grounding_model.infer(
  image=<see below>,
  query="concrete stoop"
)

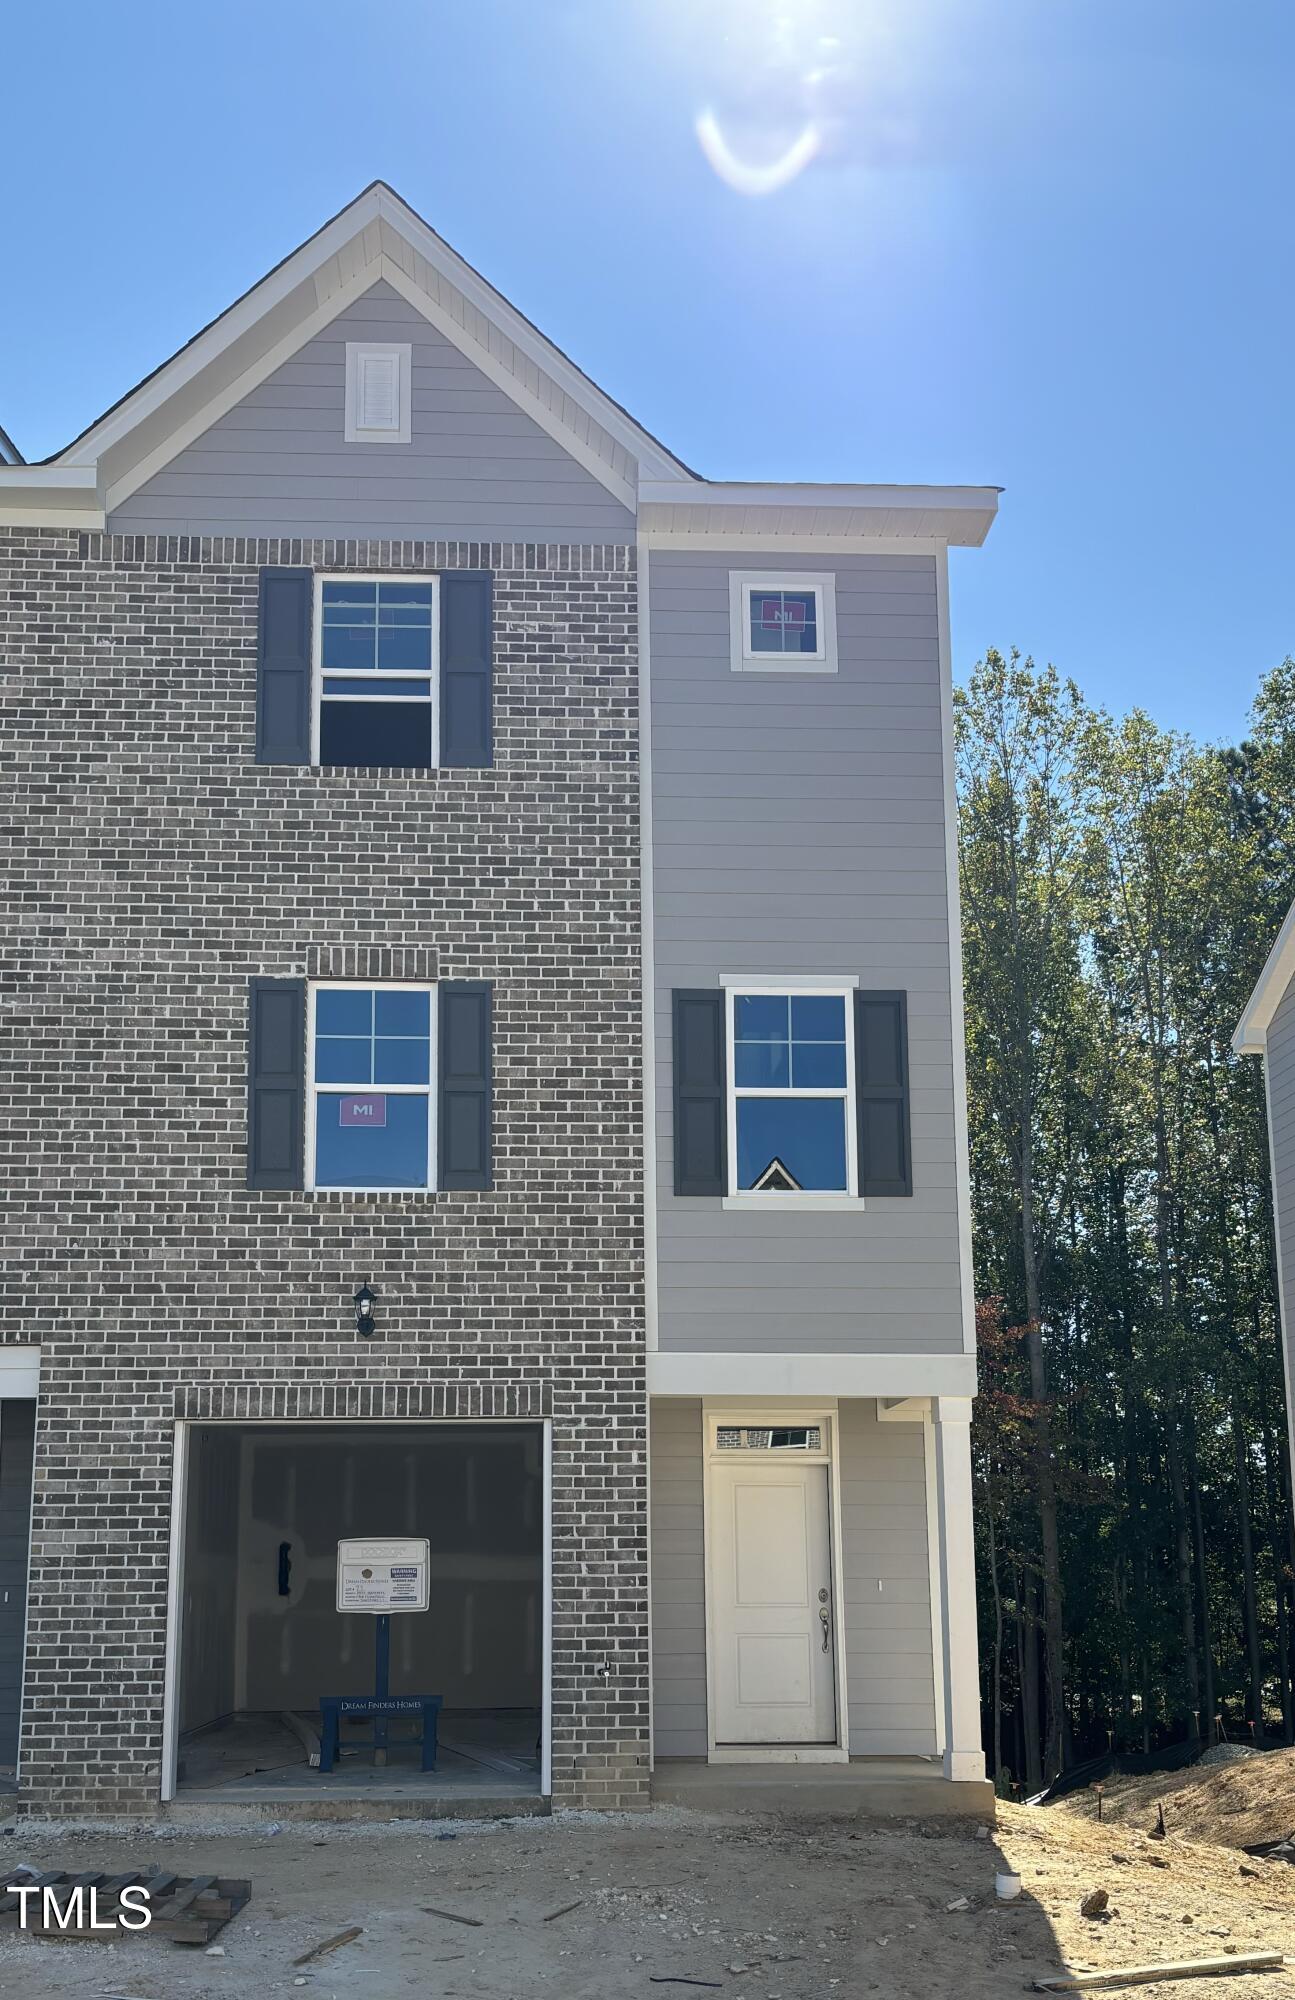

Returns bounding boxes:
[651,1757,997,1820]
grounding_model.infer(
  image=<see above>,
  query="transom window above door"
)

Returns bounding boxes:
[315,577,438,769]
[729,989,857,1195]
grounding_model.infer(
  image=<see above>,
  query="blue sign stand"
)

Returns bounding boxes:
[317,1617,443,1774]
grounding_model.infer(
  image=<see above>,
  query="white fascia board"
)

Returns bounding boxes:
[647,1351,978,1399]
[56,182,686,499]
[372,187,691,484]
[1234,893,1295,1052]
[60,193,388,466]
[639,482,999,547]
[375,260,636,510]
[0,464,104,528]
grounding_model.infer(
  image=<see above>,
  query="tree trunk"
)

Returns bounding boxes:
[1020,1568,1043,1792]
[987,1499,1005,1784]
[1186,1409,1216,1745]
[1167,1421,1202,1743]
[1020,1116,1066,1778]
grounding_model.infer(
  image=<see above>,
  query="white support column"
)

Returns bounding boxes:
[932,1395,985,1782]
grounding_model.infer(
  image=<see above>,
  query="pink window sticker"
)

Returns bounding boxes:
[757,595,807,630]
[339,1093,387,1128]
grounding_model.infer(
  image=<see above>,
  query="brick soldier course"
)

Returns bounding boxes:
[0,531,646,1814]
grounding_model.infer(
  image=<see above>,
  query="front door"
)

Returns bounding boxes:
[711,1459,836,1744]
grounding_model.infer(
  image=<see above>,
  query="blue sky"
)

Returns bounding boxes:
[3,0,1291,744]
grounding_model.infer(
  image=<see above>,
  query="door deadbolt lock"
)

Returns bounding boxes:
[818,1587,830,1603]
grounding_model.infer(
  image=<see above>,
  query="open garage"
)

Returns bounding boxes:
[169,1422,546,1806]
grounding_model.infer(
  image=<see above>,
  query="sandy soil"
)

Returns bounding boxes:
[1057,1748,1295,1851]
[0,1799,1293,1999]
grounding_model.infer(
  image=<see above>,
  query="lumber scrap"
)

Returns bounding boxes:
[1032,1949,1285,1992]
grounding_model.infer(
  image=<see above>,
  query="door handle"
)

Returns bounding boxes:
[819,1604,831,1652]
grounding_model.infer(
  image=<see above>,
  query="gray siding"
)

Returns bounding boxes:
[1268,977,1295,1437]
[647,1398,939,1758]
[838,1399,937,1754]
[650,1399,708,1757]
[110,281,636,541]
[650,548,965,1354]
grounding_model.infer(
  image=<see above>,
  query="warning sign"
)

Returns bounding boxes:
[336,1537,430,1614]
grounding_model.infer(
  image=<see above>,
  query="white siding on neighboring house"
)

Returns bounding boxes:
[110,281,636,541]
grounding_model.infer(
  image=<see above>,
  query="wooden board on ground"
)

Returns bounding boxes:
[1033,1948,1286,1992]
[0,1867,251,1946]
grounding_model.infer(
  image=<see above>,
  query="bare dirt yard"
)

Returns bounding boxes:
[2,1796,1295,1999]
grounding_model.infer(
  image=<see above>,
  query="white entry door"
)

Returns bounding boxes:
[710,1460,836,1744]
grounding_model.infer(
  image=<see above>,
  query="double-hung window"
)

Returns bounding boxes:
[307,983,435,1190]
[315,576,438,769]
[729,572,838,674]
[728,987,857,1196]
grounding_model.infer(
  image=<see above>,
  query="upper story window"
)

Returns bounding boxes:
[729,572,838,674]
[728,987,856,1195]
[315,577,438,769]
[308,982,435,1190]
[345,342,412,443]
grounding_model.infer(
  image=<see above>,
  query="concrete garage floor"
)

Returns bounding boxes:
[178,1709,541,1810]
[8,1800,1295,2000]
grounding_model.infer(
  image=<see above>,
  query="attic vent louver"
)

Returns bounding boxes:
[345,343,411,444]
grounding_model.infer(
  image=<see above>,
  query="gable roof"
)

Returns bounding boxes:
[0,181,1001,544]
[0,181,695,523]
[1235,894,1295,1052]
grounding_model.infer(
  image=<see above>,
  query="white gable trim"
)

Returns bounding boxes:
[376,259,637,508]
[1235,893,1295,1053]
[96,258,638,516]
[2,183,687,524]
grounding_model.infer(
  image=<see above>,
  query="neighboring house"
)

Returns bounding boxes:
[1235,904,1295,1488]
[0,183,997,1818]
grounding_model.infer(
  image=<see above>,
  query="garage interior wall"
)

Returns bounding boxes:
[179,1424,542,1729]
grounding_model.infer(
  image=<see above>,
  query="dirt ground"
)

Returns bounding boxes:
[1056,1747,1295,1852]
[1,1798,1295,1999]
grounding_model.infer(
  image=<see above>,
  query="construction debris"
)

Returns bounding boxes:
[292,1924,362,1965]
[1033,1950,1285,1992]
[421,1903,484,1927]
[0,1869,250,1947]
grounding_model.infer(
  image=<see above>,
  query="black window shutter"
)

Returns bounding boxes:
[855,990,912,1197]
[247,978,305,1189]
[255,568,313,764]
[673,990,727,1196]
[440,573,493,767]
[439,982,493,1189]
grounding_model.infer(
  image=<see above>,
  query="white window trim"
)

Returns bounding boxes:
[311,572,441,768]
[728,571,838,674]
[305,980,438,1194]
[345,341,412,444]
[725,983,860,1203]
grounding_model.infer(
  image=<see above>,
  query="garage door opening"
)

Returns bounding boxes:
[169,1422,546,1804]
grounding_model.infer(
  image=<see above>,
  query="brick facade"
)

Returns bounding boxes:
[0,529,647,1813]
